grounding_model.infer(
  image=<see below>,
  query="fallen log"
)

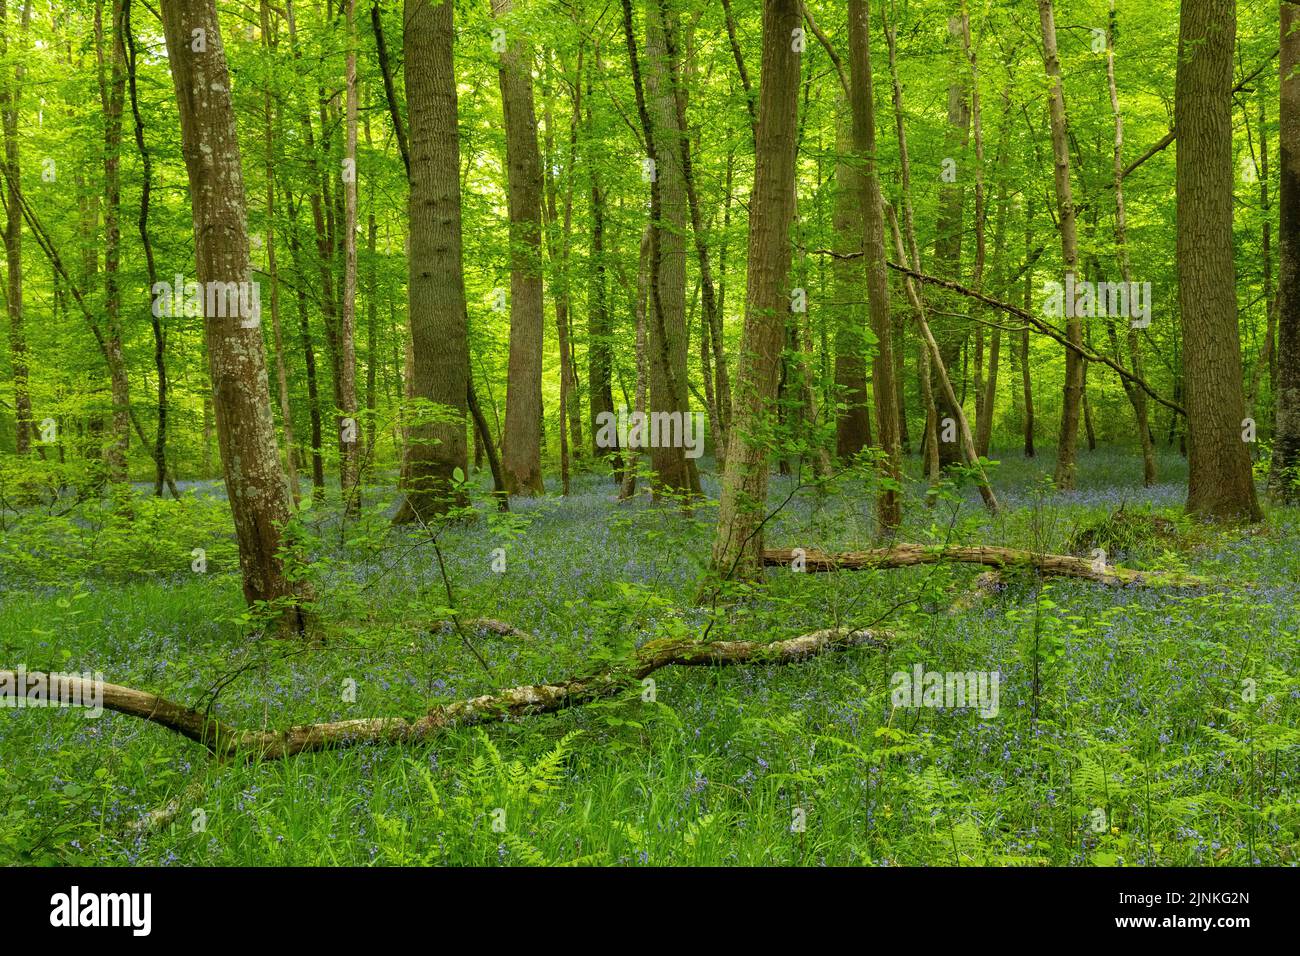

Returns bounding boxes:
[0,627,890,763]
[763,544,1211,588]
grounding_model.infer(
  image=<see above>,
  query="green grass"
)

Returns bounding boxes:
[1,445,1297,866]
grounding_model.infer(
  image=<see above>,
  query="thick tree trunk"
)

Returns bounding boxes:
[1,0,31,456]
[1273,0,1300,501]
[159,0,310,630]
[642,0,700,499]
[1176,0,1262,521]
[493,0,545,496]
[394,0,470,523]
[709,0,801,579]
[848,0,903,534]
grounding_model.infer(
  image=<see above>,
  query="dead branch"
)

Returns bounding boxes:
[763,545,1210,588]
[1,627,891,762]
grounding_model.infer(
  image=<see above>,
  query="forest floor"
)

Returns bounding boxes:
[1,445,1297,865]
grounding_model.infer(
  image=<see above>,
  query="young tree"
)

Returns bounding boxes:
[159,0,310,629]
[393,0,470,523]
[1176,0,1262,521]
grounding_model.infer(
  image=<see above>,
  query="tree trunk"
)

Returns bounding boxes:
[709,0,801,579]
[261,0,300,504]
[124,0,173,497]
[1104,1,1156,486]
[848,0,903,532]
[932,11,970,471]
[1272,0,1300,500]
[1038,0,1083,489]
[493,0,545,496]
[99,0,130,485]
[1,0,31,456]
[832,107,871,458]
[642,0,700,499]
[393,0,470,523]
[620,225,653,501]
[159,0,310,630]
[338,0,361,517]
[1176,0,1262,520]
[286,190,326,494]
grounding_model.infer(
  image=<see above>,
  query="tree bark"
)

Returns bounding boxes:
[159,0,310,630]
[338,0,361,517]
[260,0,301,504]
[1176,0,1262,521]
[832,107,871,458]
[931,11,970,471]
[493,0,545,496]
[98,0,131,485]
[709,0,801,579]
[640,0,700,499]
[1273,0,1300,501]
[0,0,31,456]
[1104,1,1156,487]
[1038,0,1084,490]
[394,0,470,523]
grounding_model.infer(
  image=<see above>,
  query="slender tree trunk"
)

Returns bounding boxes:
[931,11,970,471]
[709,0,801,578]
[493,0,545,496]
[159,0,310,630]
[1038,0,1083,489]
[1022,200,1036,458]
[124,0,172,496]
[99,0,130,485]
[1105,1,1156,486]
[338,0,361,516]
[832,107,871,458]
[394,0,469,523]
[365,114,378,469]
[286,191,326,493]
[260,0,300,503]
[620,225,653,501]
[1176,0,1262,520]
